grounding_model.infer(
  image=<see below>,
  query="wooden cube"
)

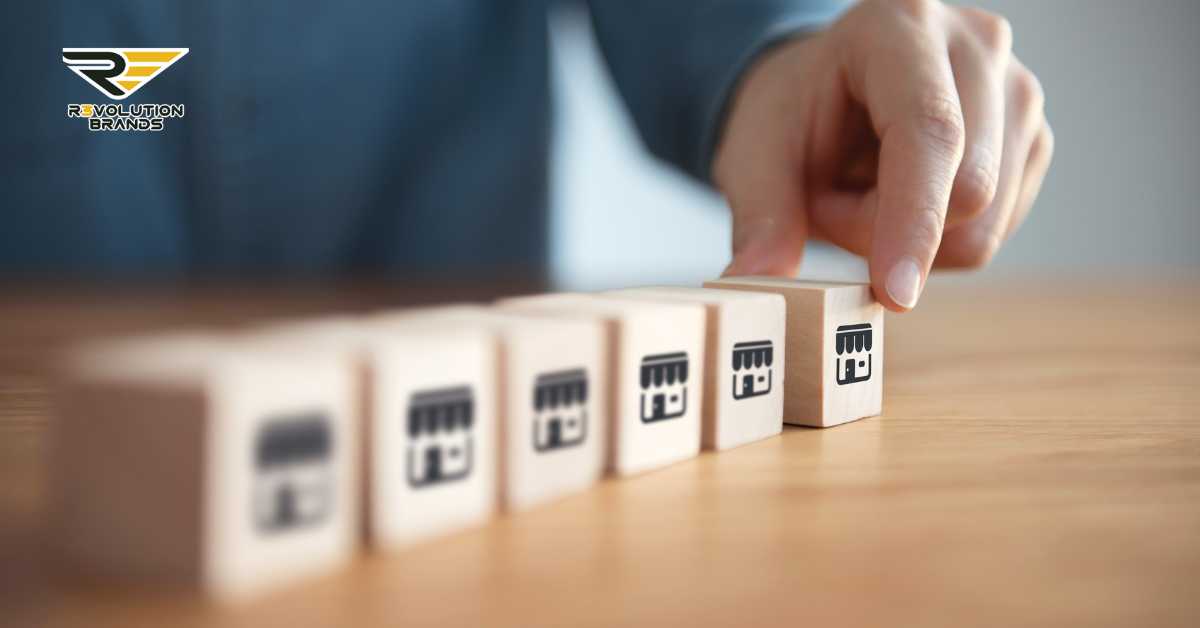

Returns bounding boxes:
[607,286,785,450]
[379,306,607,512]
[259,316,498,549]
[52,333,359,600]
[704,277,883,427]
[497,294,705,475]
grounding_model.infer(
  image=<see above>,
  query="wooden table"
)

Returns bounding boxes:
[2,278,1198,627]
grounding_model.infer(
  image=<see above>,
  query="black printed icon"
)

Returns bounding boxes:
[639,352,689,423]
[731,340,774,400]
[835,323,873,385]
[406,386,474,489]
[253,412,333,533]
[532,369,588,452]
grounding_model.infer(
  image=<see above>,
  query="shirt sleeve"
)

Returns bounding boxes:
[585,0,850,183]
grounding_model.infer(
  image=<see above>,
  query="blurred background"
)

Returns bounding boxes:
[549,1,1200,289]
[5,1,1197,288]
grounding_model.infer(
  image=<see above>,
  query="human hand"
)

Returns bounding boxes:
[714,0,1053,311]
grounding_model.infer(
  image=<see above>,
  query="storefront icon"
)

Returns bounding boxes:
[406,386,475,489]
[253,412,333,533]
[731,340,774,400]
[532,368,588,452]
[834,323,873,385]
[639,352,689,423]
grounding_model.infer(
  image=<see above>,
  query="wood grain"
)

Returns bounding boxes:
[2,278,1198,628]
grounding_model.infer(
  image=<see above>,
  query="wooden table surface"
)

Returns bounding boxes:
[2,278,1198,627]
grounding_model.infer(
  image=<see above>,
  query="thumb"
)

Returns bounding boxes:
[722,208,807,277]
[711,38,810,279]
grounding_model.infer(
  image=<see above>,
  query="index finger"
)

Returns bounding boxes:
[841,11,966,311]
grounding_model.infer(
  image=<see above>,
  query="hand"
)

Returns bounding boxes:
[714,0,1053,311]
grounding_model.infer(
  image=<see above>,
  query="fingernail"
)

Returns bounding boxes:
[886,256,923,309]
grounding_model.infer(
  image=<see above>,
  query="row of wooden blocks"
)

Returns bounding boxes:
[52,277,883,600]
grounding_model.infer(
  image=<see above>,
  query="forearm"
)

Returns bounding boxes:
[586,0,849,182]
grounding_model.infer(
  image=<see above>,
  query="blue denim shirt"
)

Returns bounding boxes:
[0,1,844,279]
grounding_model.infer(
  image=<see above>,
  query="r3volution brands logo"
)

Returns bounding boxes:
[62,48,188,131]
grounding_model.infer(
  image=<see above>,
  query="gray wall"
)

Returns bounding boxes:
[548,1,1200,289]
[974,0,1200,272]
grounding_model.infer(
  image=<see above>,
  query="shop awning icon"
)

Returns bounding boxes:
[835,324,873,385]
[533,368,589,452]
[639,352,689,422]
[835,324,872,355]
[406,386,475,488]
[732,340,774,400]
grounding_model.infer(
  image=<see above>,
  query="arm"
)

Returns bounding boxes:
[586,0,848,182]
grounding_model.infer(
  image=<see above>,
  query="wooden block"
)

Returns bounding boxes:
[497,294,705,475]
[52,333,359,600]
[378,306,606,512]
[607,286,785,450]
[258,316,498,548]
[704,277,883,427]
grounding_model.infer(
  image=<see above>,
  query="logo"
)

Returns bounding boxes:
[63,48,187,99]
[63,48,188,132]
